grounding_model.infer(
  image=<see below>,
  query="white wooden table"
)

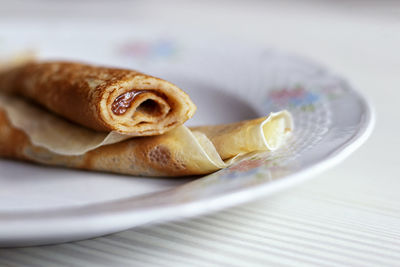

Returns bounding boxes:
[1,1,399,265]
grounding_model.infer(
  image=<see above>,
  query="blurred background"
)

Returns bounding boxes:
[1,0,400,265]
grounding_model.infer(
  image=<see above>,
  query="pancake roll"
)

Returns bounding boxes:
[0,61,196,135]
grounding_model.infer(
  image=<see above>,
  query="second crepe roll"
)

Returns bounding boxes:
[0,61,196,135]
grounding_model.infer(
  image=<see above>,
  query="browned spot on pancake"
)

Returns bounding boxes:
[148,145,171,166]
[147,145,188,174]
[173,160,186,171]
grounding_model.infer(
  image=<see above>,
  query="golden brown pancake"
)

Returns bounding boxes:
[0,94,292,177]
[0,61,196,135]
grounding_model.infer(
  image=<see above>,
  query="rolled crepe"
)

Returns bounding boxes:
[0,61,196,135]
[0,94,293,177]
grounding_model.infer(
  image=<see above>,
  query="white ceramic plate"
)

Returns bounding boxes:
[0,23,374,246]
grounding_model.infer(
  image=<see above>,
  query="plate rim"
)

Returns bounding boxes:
[0,78,375,247]
[0,30,375,245]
